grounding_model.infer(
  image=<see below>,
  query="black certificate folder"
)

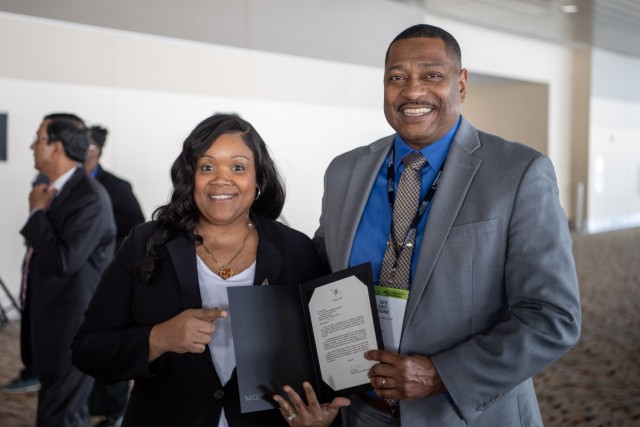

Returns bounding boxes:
[228,263,383,413]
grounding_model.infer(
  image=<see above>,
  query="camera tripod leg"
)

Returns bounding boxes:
[0,276,21,328]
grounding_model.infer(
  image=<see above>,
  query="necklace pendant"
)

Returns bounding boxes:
[218,266,234,280]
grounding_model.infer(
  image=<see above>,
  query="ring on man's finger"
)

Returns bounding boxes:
[380,377,386,387]
[285,411,297,423]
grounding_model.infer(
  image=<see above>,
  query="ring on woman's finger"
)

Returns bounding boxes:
[380,377,386,388]
[285,411,297,423]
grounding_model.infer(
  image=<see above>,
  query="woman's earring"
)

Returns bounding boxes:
[255,186,261,201]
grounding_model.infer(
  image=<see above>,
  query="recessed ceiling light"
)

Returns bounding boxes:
[561,4,579,14]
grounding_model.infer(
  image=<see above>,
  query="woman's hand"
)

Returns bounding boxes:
[148,308,227,362]
[273,382,350,427]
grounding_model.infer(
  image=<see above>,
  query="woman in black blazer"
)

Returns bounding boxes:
[72,114,343,426]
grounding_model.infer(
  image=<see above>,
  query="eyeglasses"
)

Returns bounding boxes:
[33,135,50,145]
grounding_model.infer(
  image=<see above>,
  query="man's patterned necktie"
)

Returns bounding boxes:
[379,151,426,289]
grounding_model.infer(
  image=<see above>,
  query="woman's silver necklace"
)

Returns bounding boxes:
[197,221,254,280]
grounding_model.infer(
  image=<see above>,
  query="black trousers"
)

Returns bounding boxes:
[19,289,37,379]
[36,363,94,427]
[89,381,129,418]
[27,283,93,427]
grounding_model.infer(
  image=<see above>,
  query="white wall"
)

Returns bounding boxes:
[587,50,640,232]
[0,12,392,301]
[425,16,576,210]
[0,11,599,302]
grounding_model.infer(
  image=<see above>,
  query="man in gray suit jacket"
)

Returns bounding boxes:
[310,24,581,427]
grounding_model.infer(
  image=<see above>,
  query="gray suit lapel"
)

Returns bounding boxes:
[334,136,393,268]
[405,118,482,323]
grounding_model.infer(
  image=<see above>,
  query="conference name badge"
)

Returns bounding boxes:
[374,285,409,353]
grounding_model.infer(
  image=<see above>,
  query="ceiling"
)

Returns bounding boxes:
[1,0,638,66]
[404,0,640,59]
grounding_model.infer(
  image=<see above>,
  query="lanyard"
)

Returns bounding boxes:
[386,146,444,266]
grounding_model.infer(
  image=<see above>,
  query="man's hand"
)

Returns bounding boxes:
[365,349,446,400]
[148,308,227,362]
[29,183,56,212]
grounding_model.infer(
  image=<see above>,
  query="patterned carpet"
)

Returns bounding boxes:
[0,228,639,426]
[533,228,640,426]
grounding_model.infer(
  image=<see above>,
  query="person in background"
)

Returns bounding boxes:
[71,114,342,426]
[274,23,581,427]
[21,113,115,426]
[85,125,145,252]
[84,125,145,427]
[1,172,51,396]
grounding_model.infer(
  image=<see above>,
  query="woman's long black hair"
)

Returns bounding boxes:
[135,114,285,283]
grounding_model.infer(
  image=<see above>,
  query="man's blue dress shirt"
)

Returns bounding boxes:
[349,117,460,286]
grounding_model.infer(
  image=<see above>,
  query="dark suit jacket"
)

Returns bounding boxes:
[314,117,581,426]
[72,213,325,427]
[21,167,116,378]
[95,166,145,252]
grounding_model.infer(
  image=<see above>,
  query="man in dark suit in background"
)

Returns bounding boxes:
[84,125,145,427]
[21,113,115,426]
[1,171,52,396]
[85,126,144,252]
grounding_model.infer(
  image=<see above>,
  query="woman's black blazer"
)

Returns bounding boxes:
[72,213,325,427]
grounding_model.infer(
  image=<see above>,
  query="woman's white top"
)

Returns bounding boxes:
[196,255,256,427]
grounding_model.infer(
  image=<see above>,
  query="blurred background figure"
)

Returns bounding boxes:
[20,112,116,427]
[1,172,52,396]
[84,125,145,427]
[85,125,145,252]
